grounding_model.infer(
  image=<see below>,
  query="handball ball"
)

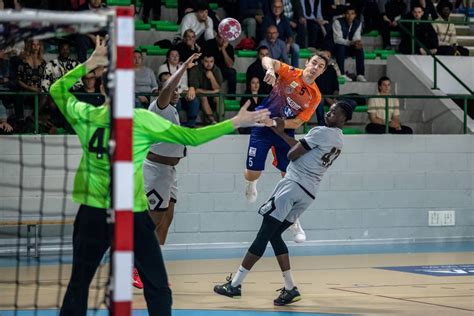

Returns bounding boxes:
[218,18,242,42]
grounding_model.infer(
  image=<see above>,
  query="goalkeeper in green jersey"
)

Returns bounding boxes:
[51,37,270,316]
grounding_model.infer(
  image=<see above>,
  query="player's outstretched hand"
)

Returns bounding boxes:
[231,100,270,128]
[85,36,109,72]
[184,53,201,69]
[263,69,277,86]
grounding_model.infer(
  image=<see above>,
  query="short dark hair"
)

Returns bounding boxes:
[344,5,356,13]
[436,0,453,13]
[309,53,329,69]
[158,71,171,82]
[166,47,179,59]
[195,0,209,11]
[377,76,391,87]
[258,45,269,53]
[411,4,424,11]
[336,100,354,121]
[202,51,214,59]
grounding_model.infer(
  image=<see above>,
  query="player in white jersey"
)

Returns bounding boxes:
[214,101,353,306]
[131,53,201,289]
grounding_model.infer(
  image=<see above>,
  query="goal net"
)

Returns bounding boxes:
[0,7,134,315]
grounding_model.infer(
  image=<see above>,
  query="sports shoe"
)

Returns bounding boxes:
[356,74,367,82]
[273,287,302,306]
[341,74,353,82]
[214,274,241,298]
[132,267,143,289]
[245,180,258,203]
[289,219,306,243]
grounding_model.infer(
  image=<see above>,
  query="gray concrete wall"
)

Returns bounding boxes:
[387,55,474,134]
[0,135,473,246]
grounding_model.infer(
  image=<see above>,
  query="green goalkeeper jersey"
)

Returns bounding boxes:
[50,64,234,212]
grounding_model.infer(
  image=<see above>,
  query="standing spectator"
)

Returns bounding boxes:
[262,0,300,68]
[239,77,264,134]
[177,29,201,63]
[332,6,366,82]
[379,0,406,49]
[205,32,237,97]
[141,0,161,23]
[399,5,438,55]
[41,42,79,93]
[282,0,307,49]
[299,0,334,49]
[433,1,469,56]
[314,50,339,126]
[75,0,107,62]
[157,48,200,127]
[188,53,223,124]
[134,50,158,108]
[17,39,46,120]
[179,2,214,46]
[259,25,290,65]
[239,0,265,40]
[246,45,273,95]
[366,76,413,134]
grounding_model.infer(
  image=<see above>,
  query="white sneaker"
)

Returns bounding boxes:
[356,75,367,82]
[341,74,353,82]
[289,218,306,243]
[245,180,258,203]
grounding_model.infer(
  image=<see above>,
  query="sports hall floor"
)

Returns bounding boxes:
[0,242,473,315]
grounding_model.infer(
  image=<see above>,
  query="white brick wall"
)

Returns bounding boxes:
[0,135,473,245]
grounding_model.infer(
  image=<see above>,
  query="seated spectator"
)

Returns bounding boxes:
[299,0,334,49]
[261,0,300,68]
[246,45,272,95]
[17,39,46,120]
[0,101,13,134]
[205,32,237,97]
[179,2,214,46]
[188,53,223,124]
[239,0,265,41]
[134,50,158,108]
[379,0,406,49]
[399,5,438,55]
[433,1,469,56]
[74,73,105,106]
[315,50,339,126]
[366,76,413,134]
[332,6,366,82]
[157,48,200,127]
[0,48,12,110]
[75,0,107,62]
[238,76,264,134]
[283,0,307,49]
[41,41,79,93]
[259,25,290,65]
[411,0,438,20]
[176,29,201,63]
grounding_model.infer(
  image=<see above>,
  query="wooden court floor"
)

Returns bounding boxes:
[1,252,473,315]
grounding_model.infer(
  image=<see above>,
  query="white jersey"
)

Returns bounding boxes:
[148,100,186,158]
[285,126,343,196]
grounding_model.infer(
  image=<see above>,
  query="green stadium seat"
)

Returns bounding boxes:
[338,76,346,85]
[210,3,218,10]
[363,30,379,37]
[154,23,179,32]
[107,0,131,5]
[135,21,151,31]
[299,50,312,59]
[224,99,240,111]
[390,31,401,37]
[364,51,377,59]
[165,0,177,8]
[342,127,364,134]
[237,72,246,83]
[236,50,257,58]
[325,105,368,113]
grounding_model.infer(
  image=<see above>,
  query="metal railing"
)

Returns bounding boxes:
[1,91,473,134]
[398,19,474,94]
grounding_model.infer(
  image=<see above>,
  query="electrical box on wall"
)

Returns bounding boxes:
[428,210,456,226]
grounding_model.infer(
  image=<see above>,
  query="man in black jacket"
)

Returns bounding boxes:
[399,5,439,55]
[246,46,273,95]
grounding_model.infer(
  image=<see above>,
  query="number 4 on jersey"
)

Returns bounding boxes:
[321,147,341,168]
[88,128,106,159]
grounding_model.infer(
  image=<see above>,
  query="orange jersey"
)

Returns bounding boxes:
[257,62,321,122]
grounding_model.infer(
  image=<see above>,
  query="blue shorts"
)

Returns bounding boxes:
[246,126,294,172]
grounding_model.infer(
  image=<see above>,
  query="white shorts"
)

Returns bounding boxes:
[258,178,314,223]
[143,159,178,211]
